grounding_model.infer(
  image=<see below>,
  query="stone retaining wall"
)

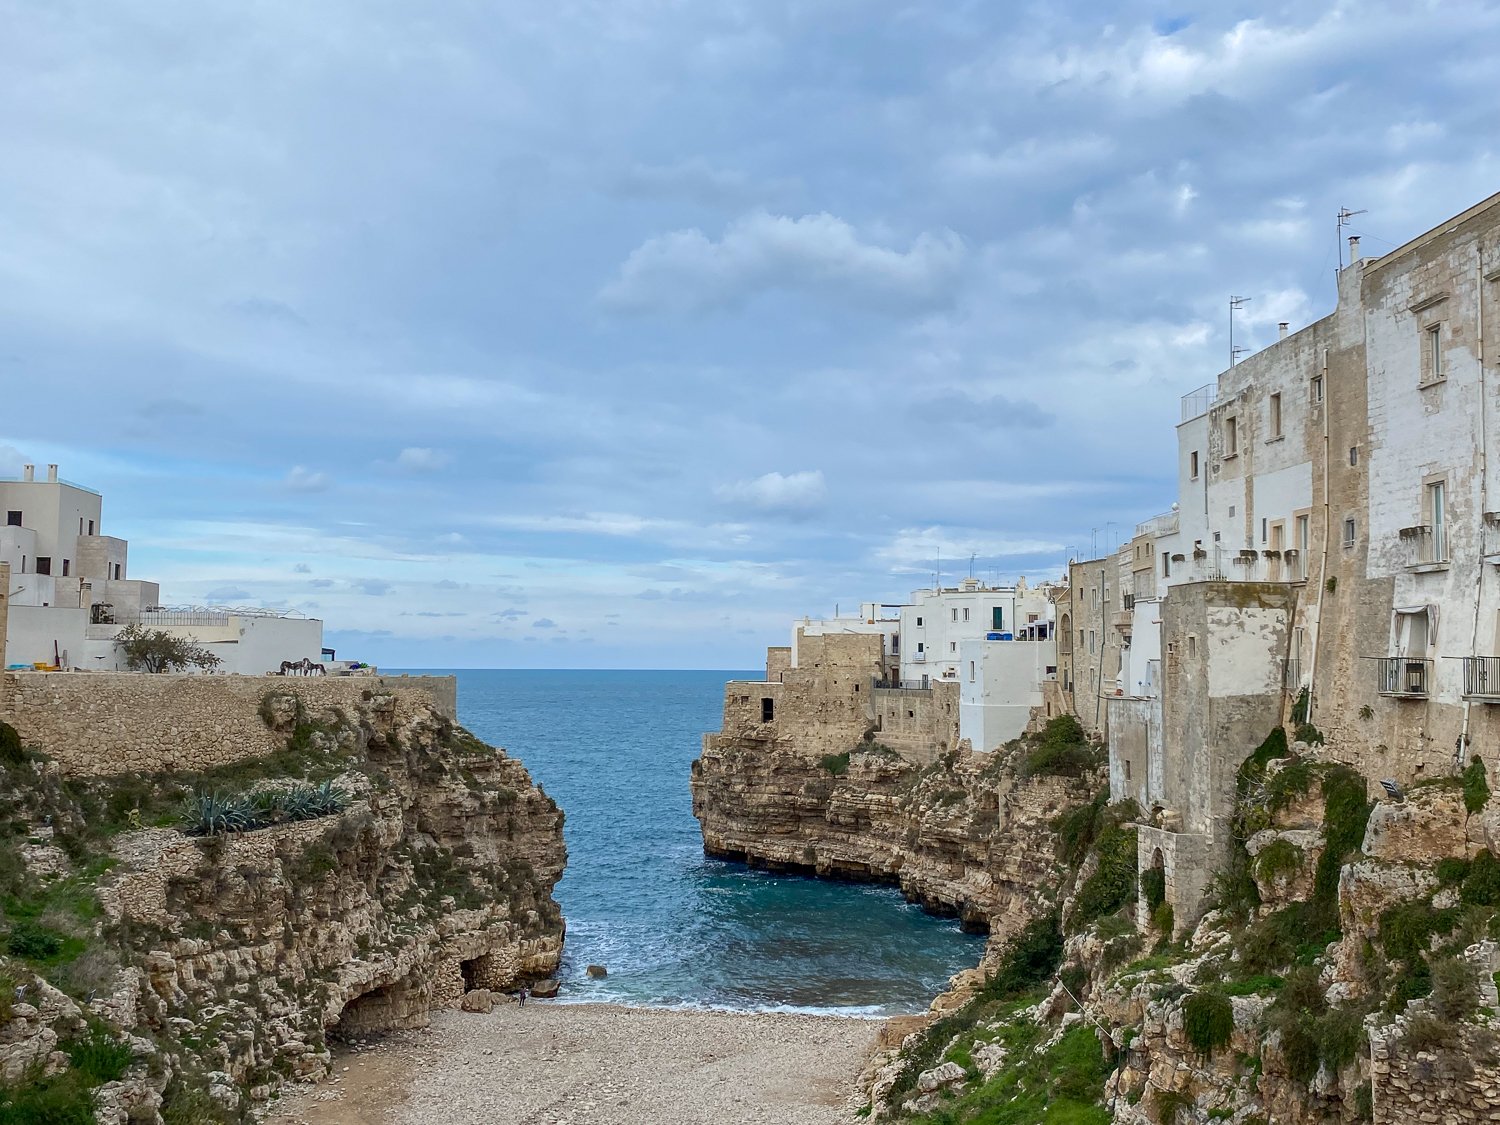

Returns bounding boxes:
[0,671,457,776]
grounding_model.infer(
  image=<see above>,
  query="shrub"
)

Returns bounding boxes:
[0,1069,96,1124]
[1154,1089,1193,1125]
[981,911,1064,1001]
[1461,849,1500,907]
[1183,990,1235,1056]
[1152,902,1175,936]
[1293,722,1326,746]
[1310,765,1372,929]
[1291,688,1310,726]
[1463,757,1491,815]
[63,1027,134,1084]
[114,623,222,673]
[1255,838,1304,883]
[0,722,24,767]
[1141,864,1166,911]
[1072,822,1138,929]
[818,752,850,776]
[1055,788,1109,868]
[1023,714,1101,778]
[1429,954,1479,1022]
[7,920,63,960]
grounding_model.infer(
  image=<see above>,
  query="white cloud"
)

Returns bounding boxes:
[600,211,964,313]
[354,578,392,596]
[395,446,451,472]
[532,617,557,629]
[284,466,332,493]
[203,586,252,602]
[715,470,826,517]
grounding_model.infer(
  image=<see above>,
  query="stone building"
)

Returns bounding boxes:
[1112,190,1500,930]
[1066,555,1119,736]
[897,578,1053,686]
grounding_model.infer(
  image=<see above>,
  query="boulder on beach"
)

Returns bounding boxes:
[530,978,560,999]
[460,989,495,1014]
[586,965,608,978]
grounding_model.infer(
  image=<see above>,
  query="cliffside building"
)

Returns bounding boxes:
[1,464,324,674]
[1111,190,1500,932]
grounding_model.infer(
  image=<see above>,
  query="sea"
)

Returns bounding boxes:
[401,668,985,1016]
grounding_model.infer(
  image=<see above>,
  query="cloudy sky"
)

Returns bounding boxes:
[3,1,1499,668]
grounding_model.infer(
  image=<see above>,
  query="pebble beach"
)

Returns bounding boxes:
[269,1003,879,1125]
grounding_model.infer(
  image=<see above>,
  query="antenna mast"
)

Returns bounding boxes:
[1229,295,1251,367]
[1337,206,1367,270]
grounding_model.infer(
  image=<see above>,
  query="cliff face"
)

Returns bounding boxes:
[692,733,1095,954]
[0,686,564,1122]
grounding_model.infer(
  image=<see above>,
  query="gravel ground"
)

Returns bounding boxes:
[268,1003,878,1125]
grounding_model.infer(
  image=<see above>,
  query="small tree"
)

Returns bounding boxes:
[114,624,222,674]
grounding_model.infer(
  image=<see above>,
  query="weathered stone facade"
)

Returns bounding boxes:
[0,670,456,774]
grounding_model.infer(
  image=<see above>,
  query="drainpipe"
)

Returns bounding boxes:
[1463,244,1487,762]
[1308,344,1332,717]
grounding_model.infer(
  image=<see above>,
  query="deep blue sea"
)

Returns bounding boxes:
[400,669,984,1015]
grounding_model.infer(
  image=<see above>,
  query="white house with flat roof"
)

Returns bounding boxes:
[898,578,1054,685]
[2,464,325,674]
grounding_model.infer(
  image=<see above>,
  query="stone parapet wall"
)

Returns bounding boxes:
[0,671,457,776]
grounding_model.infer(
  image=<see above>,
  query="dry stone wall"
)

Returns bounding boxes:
[0,671,455,775]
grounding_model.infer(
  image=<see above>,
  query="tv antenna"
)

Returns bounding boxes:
[1337,207,1366,269]
[1229,295,1251,367]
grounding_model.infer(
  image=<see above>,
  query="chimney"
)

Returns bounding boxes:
[1348,236,1361,263]
[21,464,33,482]
[1278,322,1289,341]
[46,464,58,483]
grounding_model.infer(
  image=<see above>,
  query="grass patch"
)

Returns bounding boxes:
[1183,990,1234,1056]
[819,752,851,777]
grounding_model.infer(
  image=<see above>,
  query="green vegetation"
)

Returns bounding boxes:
[1022,715,1102,779]
[1052,791,1138,933]
[63,1027,135,1084]
[1141,865,1166,912]
[1254,838,1303,884]
[0,722,24,767]
[1183,990,1234,1056]
[114,623,222,673]
[181,780,349,837]
[1266,968,1368,1084]
[819,752,851,776]
[1463,756,1491,815]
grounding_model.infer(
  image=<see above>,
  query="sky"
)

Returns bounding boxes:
[4,1,1500,668]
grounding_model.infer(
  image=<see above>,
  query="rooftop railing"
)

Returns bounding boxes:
[1135,511,1180,538]
[1180,383,1218,423]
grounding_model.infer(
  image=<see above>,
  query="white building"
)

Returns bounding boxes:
[898,578,1054,685]
[2,464,325,675]
[958,631,1058,751]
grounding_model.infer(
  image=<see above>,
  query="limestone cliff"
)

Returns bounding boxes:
[0,685,564,1122]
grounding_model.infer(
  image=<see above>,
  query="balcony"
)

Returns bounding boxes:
[1376,657,1431,698]
[1463,657,1500,700]
[911,651,926,663]
[1135,511,1180,539]
[1398,525,1449,572]
[1181,383,1218,423]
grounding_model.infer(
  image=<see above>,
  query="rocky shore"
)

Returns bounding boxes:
[269,1004,878,1125]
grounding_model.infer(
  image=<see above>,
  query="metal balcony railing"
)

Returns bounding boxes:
[1376,657,1431,697]
[1463,657,1500,699]
[1181,383,1218,423]
[874,679,931,691]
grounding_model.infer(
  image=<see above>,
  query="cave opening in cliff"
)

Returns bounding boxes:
[460,958,479,991]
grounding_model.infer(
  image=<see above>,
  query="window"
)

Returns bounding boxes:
[1162,553,1170,578]
[1296,514,1310,580]
[1427,480,1447,562]
[1124,759,1132,781]
[949,641,957,653]
[1229,505,1236,518]
[35,556,51,575]
[79,518,84,534]
[1311,375,1323,403]
[951,608,958,623]
[760,697,775,722]
[1078,629,1085,648]
[1350,446,1359,467]
[969,661,976,682]
[1088,630,1096,654]
[992,607,1004,630]
[88,520,94,535]
[113,563,121,580]
[1187,635,1197,658]
[1225,416,1239,455]
[1092,589,1098,610]
[61,560,69,577]
[1189,450,1200,479]
[1343,518,1357,549]
[962,607,969,623]
[1269,392,1282,438]
[916,616,923,626]
[4,511,18,527]
[917,642,924,653]
[1262,518,1268,544]
[1426,324,1444,383]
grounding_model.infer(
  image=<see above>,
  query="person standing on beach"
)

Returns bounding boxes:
[518,985,528,1007]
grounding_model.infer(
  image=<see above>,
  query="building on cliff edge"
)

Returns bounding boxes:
[1112,190,1500,936]
[1,464,325,674]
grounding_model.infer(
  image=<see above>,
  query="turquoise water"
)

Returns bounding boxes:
[411,668,985,1015]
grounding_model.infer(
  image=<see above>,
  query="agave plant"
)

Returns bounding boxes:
[181,791,259,836]
[277,787,323,823]
[307,779,350,817]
